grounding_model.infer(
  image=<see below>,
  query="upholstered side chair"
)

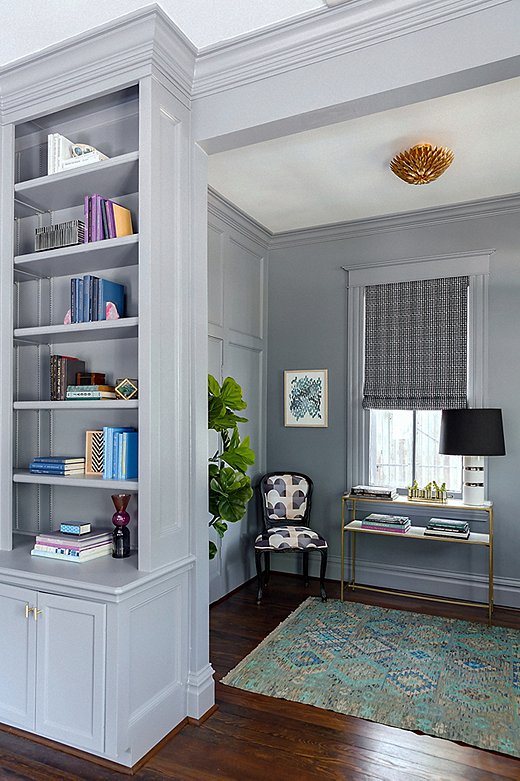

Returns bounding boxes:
[255,472,327,604]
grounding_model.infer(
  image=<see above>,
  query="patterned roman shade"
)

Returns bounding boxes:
[362,276,468,410]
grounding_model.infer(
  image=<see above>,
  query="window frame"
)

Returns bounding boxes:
[345,251,490,496]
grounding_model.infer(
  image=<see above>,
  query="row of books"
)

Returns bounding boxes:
[361,513,410,533]
[71,275,125,323]
[350,485,399,500]
[84,195,133,243]
[424,519,470,539]
[31,527,113,563]
[29,457,85,475]
[358,513,471,539]
[47,133,108,175]
[50,355,85,400]
[103,427,138,480]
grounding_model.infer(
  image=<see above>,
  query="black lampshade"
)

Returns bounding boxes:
[439,409,505,456]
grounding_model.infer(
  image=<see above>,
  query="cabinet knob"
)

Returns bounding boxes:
[25,603,32,619]
[33,609,42,621]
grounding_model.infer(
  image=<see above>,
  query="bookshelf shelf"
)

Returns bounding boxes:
[14,234,139,280]
[14,317,138,345]
[13,470,138,491]
[14,151,139,215]
[14,400,139,410]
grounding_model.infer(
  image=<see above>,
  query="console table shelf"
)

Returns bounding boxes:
[341,494,494,623]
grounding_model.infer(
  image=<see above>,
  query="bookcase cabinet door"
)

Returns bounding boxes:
[0,583,37,731]
[35,592,106,753]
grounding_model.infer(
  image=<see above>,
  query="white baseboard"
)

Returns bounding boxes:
[270,553,520,609]
[186,664,216,720]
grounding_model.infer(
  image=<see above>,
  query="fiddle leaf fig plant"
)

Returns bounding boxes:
[208,375,255,559]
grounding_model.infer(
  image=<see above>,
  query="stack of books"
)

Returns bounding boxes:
[28,456,85,475]
[31,528,113,563]
[50,355,86,400]
[70,275,125,323]
[361,513,411,533]
[102,426,138,480]
[66,385,116,400]
[84,195,133,243]
[350,485,399,500]
[47,134,108,174]
[424,518,470,539]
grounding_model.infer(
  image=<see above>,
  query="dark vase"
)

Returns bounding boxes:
[111,494,131,558]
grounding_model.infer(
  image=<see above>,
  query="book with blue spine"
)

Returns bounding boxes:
[32,457,85,463]
[98,279,125,320]
[102,427,135,479]
[118,430,138,480]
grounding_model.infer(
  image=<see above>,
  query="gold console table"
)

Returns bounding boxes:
[341,494,494,623]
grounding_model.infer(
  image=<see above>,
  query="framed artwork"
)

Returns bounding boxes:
[284,369,328,427]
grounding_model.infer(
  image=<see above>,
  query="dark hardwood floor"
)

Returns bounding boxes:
[1,574,520,780]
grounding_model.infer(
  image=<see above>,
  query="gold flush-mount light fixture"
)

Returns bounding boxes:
[390,143,454,185]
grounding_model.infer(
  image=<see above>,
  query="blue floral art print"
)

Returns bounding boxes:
[289,375,322,421]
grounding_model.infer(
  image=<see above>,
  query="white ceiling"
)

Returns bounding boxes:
[0,0,323,66]
[208,76,520,233]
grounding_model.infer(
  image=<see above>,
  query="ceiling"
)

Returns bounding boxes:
[208,76,520,233]
[2,3,517,234]
[0,0,323,66]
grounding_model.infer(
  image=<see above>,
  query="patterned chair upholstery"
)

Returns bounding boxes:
[255,472,327,603]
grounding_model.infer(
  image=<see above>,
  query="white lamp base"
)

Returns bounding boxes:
[462,455,485,505]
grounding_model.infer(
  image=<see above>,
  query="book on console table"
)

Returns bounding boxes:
[364,513,410,524]
[424,518,470,539]
[349,485,399,499]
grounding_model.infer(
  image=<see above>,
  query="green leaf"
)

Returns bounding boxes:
[213,520,228,538]
[208,374,220,397]
[209,541,218,559]
[220,377,247,411]
[220,436,255,472]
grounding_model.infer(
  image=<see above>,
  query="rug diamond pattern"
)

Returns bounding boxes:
[222,598,520,758]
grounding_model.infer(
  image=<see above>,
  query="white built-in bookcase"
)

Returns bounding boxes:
[0,8,213,766]
[13,87,140,534]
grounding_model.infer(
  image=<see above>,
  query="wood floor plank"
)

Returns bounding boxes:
[0,572,519,780]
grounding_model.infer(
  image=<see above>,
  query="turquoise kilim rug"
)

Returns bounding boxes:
[222,598,520,757]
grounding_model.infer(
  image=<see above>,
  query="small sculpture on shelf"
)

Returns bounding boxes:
[111,494,132,558]
[408,479,447,503]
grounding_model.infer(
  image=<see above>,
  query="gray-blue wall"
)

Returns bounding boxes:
[267,203,520,607]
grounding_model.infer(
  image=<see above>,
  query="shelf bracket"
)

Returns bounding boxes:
[14,197,48,216]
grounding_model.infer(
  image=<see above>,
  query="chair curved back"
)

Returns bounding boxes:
[259,472,313,530]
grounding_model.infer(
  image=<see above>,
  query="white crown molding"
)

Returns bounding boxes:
[208,187,272,249]
[193,0,511,98]
[0,5,196,122]
[268,192,520,250]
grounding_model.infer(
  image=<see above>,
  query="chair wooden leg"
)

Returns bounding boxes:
[255,551,264,604]
[303,550,310,587]
[319,549,328,601]
[264,552,270,585]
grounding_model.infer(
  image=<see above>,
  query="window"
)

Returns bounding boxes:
[345,253,489,496]
[369,409,462,492]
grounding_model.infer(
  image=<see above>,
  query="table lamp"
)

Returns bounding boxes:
[439,409,505,505]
